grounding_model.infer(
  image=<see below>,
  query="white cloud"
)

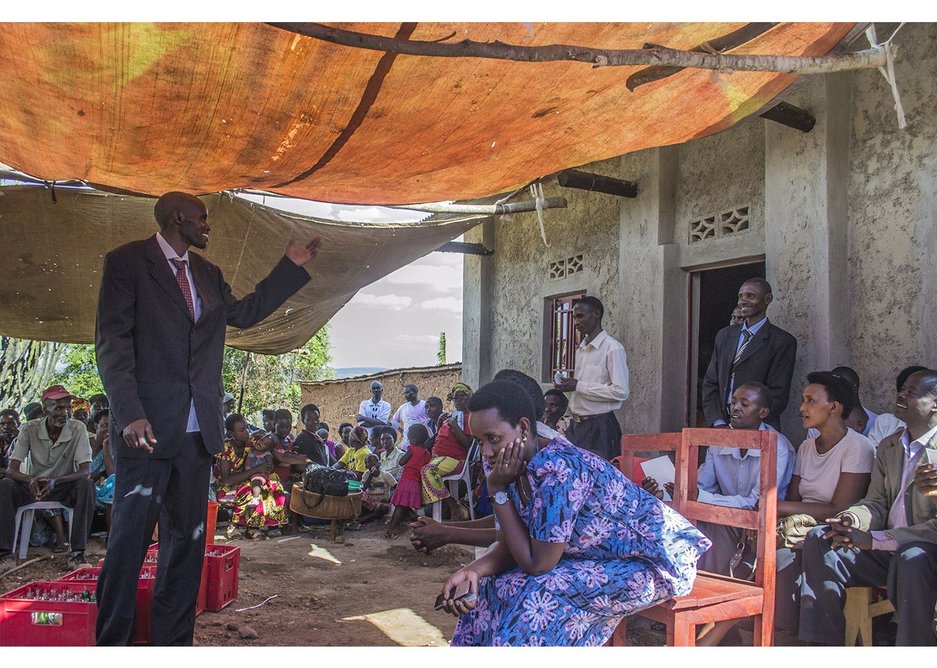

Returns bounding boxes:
[396,334,441,345]
[384,263,462,292]
[419,297,463,313]
[347,292,412,310]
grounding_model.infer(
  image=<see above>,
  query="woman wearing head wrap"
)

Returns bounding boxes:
[421,383,474,520]
[335,425,372,477]
[71,397,92,428]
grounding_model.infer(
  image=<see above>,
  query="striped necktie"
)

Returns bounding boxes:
[733,329,753,366]
[726,329,754,414]
[171,258,196,320]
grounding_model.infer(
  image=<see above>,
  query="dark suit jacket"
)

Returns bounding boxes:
[701,320,798,427]
[95,235,310,459]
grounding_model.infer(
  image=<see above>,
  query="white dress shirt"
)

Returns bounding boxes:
[156,232,202,433]
[568,329,630,417]
[867,412,906,445]
[695,423,796,508]
[870,424,937,550]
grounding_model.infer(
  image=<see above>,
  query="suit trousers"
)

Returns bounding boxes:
[696,521,756,580]
[0,477,96,553]
[565,412,621,461]
[798,526,937,646]
[95,432,211,646]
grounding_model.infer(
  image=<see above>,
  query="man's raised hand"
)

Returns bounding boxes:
[285,237,322,266]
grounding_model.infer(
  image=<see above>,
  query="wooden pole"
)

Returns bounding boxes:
[759,101,816,132]
[268,23,888,76]
[557,169,638,198]
[389,197,566,215]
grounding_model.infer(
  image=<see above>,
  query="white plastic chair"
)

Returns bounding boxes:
[12,501,74,560]
[432,440,479,522]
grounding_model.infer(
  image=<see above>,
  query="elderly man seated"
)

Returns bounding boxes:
[0,385,95,573]
[797,368,937,646]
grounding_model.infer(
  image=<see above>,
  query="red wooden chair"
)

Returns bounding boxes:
[610,428,778,646]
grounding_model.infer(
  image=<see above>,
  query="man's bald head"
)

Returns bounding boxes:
[154,192,205,230]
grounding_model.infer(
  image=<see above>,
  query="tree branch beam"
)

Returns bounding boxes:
[268,23,888,75]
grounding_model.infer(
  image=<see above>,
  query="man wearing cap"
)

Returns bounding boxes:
[357,381,392,430]
[0,385,95,574]
[93,191,321,645]
[223,392,235,416]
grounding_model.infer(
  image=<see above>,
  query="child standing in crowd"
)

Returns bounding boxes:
[386,424,432,539]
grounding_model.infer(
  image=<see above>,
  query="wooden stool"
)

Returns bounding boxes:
[844,586,894,646]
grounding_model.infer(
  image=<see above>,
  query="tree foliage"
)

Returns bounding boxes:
[0,337,62,409]
[49,344,105,399]
[437,331,447,366]
[222,326,333,423]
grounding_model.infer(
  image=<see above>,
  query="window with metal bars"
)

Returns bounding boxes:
[545,291,585,382]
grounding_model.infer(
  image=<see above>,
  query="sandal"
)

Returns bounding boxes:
[66,551,91,570]
[267,528,282,538]
[52,542,71,554]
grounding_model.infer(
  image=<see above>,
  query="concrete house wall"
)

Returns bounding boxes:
[462,22,936,444]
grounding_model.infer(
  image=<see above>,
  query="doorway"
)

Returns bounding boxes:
[687,260,766,427]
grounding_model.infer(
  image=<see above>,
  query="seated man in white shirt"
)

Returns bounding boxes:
[643,382,795,576]
[867,364,928,445]
[798,368,937,646]
[643,381,795,646]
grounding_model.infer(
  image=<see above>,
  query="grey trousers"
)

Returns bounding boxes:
[798,525,937,646]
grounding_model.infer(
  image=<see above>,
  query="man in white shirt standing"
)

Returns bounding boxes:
[356,381,391,435]
[391,384,428,450]
[553,296,629,460]
[799,368,937,646]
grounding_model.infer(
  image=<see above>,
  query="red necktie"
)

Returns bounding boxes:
[171,258,196,320]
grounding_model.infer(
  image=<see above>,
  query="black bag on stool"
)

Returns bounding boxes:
[303,464,349,497]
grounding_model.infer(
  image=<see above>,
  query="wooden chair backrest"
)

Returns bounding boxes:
[621,428,778,588]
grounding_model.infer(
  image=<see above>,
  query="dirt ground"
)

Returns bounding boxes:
[0,520,667,647]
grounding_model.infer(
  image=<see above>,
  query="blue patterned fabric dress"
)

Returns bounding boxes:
[450,436,711,646]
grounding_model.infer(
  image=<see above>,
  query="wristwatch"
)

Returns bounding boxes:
[488,490,509,506]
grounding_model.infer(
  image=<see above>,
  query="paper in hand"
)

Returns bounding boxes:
[640,455,675,501]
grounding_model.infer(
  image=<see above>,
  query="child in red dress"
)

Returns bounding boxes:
[385,423,431,539]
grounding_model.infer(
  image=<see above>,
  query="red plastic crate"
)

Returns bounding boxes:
[206,500,218,545]
[203,545,240,612]
[0,581,98,646]
[98,544,206,617]
[58,565,157,645]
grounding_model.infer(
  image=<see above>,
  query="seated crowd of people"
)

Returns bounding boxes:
[213,380,479,541]
[1,358,935,647]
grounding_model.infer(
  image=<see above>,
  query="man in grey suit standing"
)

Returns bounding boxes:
[701,278,797,430]
[94,192,321,645]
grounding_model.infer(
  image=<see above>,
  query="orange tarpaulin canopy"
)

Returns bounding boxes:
[0,22,856,205]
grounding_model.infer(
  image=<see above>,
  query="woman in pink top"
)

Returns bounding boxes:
[774,371,875,637]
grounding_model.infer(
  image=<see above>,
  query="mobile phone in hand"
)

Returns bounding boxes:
[434,580,475,610]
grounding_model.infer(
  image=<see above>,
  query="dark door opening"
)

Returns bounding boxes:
[688,260,766,427]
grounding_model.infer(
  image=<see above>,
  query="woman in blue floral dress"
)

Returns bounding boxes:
[440,380,711,646]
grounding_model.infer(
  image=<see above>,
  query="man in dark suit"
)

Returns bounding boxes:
[701,278,797,430]
[94,192,321,645]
